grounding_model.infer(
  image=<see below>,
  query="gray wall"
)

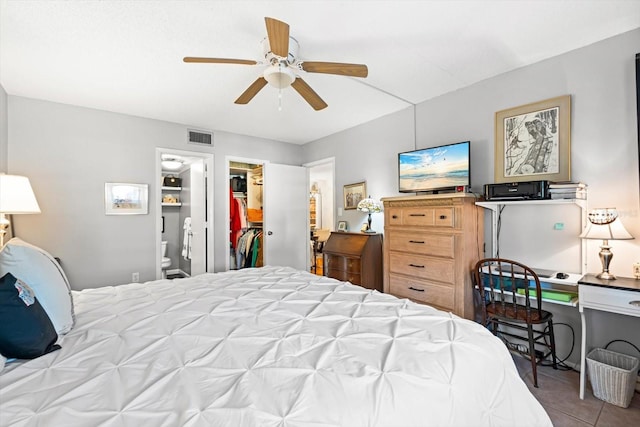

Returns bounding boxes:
[302,28,640,366]
[304,28,640,278]
[7,96,302,288]
[303,107,416,233]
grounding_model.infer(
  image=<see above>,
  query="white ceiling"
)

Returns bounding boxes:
[2,1,639,145]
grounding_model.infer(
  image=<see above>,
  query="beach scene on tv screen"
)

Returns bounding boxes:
[400,143,469,191]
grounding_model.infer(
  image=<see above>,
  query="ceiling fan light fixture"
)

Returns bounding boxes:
[263,66,295,89]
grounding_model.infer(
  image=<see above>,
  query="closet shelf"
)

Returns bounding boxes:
[162,202,182,207]
[162,186,182,191]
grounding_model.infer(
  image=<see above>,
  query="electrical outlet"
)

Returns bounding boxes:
[132,272,139,283]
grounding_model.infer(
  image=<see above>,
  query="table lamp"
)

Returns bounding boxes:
[579,208,633,280]
[356,196,382,233]
[0,174,41,247]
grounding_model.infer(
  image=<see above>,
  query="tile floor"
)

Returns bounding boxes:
[512,355,640,426]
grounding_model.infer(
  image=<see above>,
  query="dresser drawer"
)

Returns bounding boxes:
[579,284,640,317]
[389,252,455,284]
[388,231,454,258]
[387,207,454,227]
[327,269,361,285]
[325,255,361,273]
[433,208,454,227]
[389,274,455,309]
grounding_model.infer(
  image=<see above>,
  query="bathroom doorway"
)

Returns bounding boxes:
[155,148,214,280]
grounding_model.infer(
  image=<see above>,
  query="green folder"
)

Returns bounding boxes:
[516,288,577,302]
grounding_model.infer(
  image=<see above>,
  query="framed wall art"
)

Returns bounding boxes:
[105,183,149,215]
[343,181,366,210]
[494,95,571,183]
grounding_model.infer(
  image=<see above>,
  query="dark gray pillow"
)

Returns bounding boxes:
[0,272,61,359]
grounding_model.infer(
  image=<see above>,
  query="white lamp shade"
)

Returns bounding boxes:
[357,198,382,213]
[579,218,633,240]
[0,175,41,214]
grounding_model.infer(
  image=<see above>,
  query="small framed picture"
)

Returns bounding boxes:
[105,183,149,215]
[337,221,348,232]
[360,222,369,232]
[343,181,366,210]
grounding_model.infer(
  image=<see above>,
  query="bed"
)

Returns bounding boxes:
[0,262,552,426]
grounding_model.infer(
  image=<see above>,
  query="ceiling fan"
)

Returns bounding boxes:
[183,17,368,111]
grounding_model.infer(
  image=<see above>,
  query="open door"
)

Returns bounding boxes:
[189,159,206,275]
[263,163,308,270]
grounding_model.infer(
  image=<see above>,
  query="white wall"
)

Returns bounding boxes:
[8,96,302,288]
[0,84,7,172]
[302,28,640,366]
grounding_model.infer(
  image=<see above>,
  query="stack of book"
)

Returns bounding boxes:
[549,182,587,199]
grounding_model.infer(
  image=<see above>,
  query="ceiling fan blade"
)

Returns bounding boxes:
[291,78,328,111]
[183,57,258,65]
[300,61,368,78]
[264,17,290,58]
[235,77,268,104]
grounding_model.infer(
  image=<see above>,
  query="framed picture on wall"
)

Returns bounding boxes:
[105,183,149,215]
[494,95,571,183]
[343,181,366,210]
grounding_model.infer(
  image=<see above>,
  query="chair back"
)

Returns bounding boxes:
[473,258,544,324]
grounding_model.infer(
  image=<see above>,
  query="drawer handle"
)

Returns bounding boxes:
[409,213,426,217]
[408,263,425,269]
[409,240,425,244]
[629,301,640,307]
[439,215,447,220]
[392,215,398,219]
[408,286,424,292]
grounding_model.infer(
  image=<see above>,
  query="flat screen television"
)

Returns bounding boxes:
[398,141,470,193]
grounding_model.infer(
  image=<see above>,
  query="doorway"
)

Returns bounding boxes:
[225,156,309,272]
[155,148,214,280]
[305,157,335,274]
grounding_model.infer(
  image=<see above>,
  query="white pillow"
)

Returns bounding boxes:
[0,238,75,334]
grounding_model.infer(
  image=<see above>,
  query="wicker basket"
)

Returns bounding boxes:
[586,348,639,408]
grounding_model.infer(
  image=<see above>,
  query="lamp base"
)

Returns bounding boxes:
[597,242,616,280]
[596,271,617,280]
[363,229,377,234]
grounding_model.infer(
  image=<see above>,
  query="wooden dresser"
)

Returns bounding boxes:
[381,194,483,320]
[323,232,383,292]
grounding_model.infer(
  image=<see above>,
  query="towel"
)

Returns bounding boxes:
[182,217,192,260]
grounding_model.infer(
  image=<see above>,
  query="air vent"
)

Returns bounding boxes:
[188,129,213,146]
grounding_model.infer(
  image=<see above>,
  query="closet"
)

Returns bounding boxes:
[230,161,264,269]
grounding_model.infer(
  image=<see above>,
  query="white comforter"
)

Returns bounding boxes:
[0,266,551,427]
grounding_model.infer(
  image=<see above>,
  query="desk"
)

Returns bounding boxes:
[578,274,640,399]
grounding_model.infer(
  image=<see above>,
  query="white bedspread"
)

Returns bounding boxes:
[0,266,551,426]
